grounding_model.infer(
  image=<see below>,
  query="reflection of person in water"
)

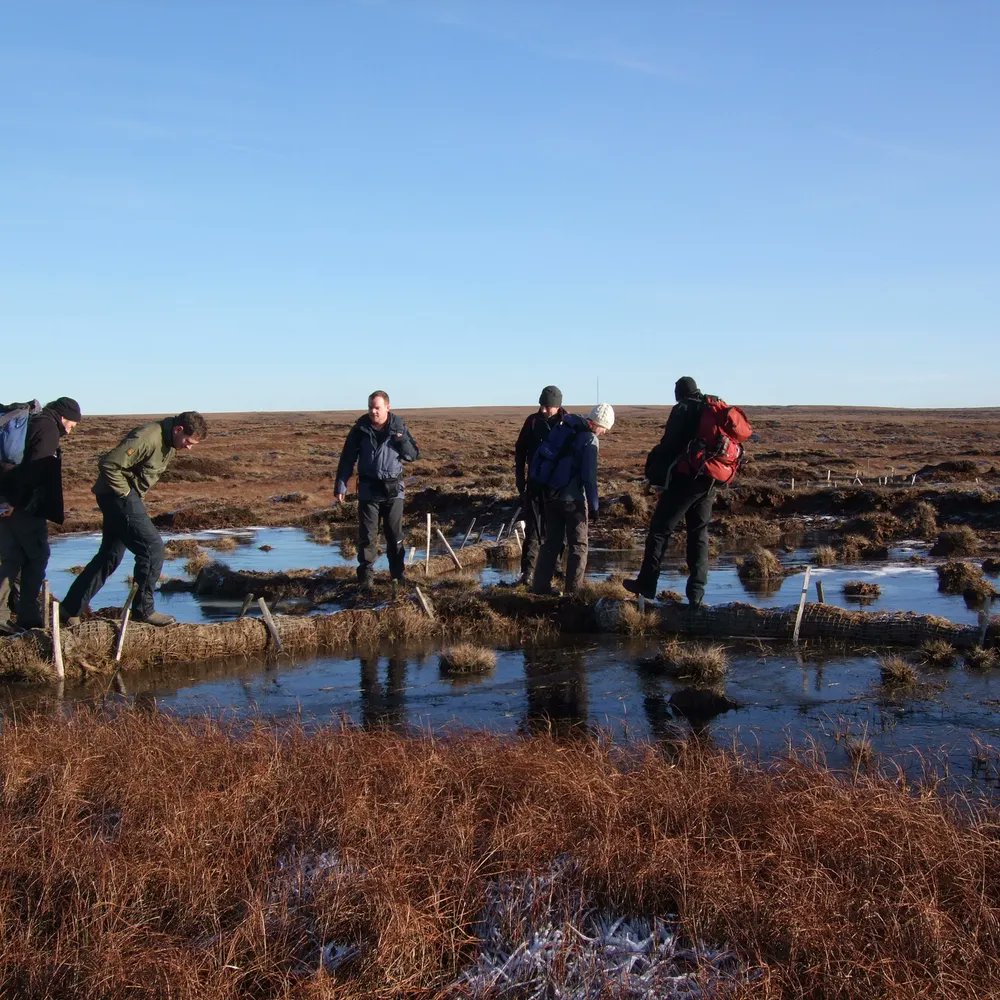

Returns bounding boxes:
[521,645,589,737]
[359,654,407,730]
[634,662,722,747]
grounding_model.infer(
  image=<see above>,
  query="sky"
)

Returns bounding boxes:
[2,1,997,414]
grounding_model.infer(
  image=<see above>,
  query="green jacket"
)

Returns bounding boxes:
[93,418,176,499]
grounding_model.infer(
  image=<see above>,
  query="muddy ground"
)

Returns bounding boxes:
[52,405,1000,561]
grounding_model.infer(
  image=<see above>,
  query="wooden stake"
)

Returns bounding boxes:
[257,597,283,652]
[414,586,435,620]
[460,518,476,550]
[42,580,50,623]
[815,580,825,604]
[792,566,811,644]
[105,582,139,698]
[238,593,255,619]
[425,514,432,573]
[978,610,990,648]
[407,545,416,565]
[51,599,65,680]
[790,477,795,492]
[435,528,462,570]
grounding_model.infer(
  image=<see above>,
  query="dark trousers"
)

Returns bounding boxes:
[62,491,165,617]
[636,472,717,604]
[0,511,49,626]
[358,495,406,582]
[519,490,544,582]
[532,498,588,594]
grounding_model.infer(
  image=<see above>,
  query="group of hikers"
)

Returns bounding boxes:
[0,379,750,633]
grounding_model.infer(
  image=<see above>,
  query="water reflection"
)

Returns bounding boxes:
[521,646,589,737]
[360,654,407,730]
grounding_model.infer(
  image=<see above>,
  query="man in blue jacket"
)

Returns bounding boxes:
[531,403,614,596]
[334,390,420,590]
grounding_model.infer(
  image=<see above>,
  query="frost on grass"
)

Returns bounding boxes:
[455,856,756,999]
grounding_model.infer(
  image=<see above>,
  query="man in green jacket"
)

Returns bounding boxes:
[61,411,208,626]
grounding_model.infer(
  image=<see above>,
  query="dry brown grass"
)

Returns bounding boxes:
[902,499,938,539]
[811,545,837,566]
[2,712,998,999]
[184,551,213,576]
[439,643,497,675]
[201,534,240,552]
[936,561,997,601]
[964,646,1000,671]
[919,639,957,668]
[737,546,783,581]
[843,580,881,598]
[163,537,203,560]
[879,654,917,687]
[931,526,980,557]
[651,637,730,683]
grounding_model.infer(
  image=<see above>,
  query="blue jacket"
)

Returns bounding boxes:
[541,414,600,514]
[335,413,419,501]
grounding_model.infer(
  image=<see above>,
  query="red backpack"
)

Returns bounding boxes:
[675,396,752,484]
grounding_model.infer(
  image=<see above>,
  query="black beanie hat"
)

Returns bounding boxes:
[538,385,563,408]
[674,377,699,401]
[46,397,82,422]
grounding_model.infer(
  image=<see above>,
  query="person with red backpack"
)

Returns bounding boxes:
[624,377,752,606]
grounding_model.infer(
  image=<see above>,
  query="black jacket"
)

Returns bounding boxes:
[335,413,419,502]
[658,392,705,468]
[2,408,66,523]
[514,407,567,495]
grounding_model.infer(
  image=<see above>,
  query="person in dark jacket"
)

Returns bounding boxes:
[61,411,208,627]
[531,403,614,596]
[514,385,567,585]
[0,397,81,630]
[624,376,715,606]
[334,390,419,590]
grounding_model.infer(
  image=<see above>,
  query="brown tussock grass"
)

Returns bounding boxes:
[812,545,837,566]
[937,561,996,601]
[653,637,730,683]
[931,526,980,557]
[201,534,240,552]
[903,499,938,539]
[879,654,918,688]
[439,643,497,675]
[3,712,998,999]
[163,537,203,560]
[919,639,957,668]
[964,646,1000,671]
[736,546,783,581]
[843,581,881,598]
[184,551,213,577]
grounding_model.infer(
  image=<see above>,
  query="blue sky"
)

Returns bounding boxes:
[2,1,997,413]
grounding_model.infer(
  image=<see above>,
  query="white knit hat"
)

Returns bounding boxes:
[588,403,615,430]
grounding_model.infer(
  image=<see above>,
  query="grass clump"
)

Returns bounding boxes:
[605,527,635,550]
[879,654,917,688]
[936,561,997,602]
[919,639,956,668]
[183,551,212,577]
[903,500,938,539]
[163,537,203,560]
[964,646,1000,671]
[652,637,730,683]
[812,545,837,567]
[930,526,979,557]
[736,547,782,581]
[201,534,239,552]
[982,557,1000,576]
[843,581,881,598]
[439,642,497,675]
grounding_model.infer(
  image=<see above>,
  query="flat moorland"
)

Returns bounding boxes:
[1,710,998,999]
[54,405,1000,556]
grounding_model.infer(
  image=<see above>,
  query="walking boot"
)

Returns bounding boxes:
[132,610,176,627]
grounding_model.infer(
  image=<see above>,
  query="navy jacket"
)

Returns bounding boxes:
[335,413,419,502]
[1,408,66,523]
[514,407,567,495]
